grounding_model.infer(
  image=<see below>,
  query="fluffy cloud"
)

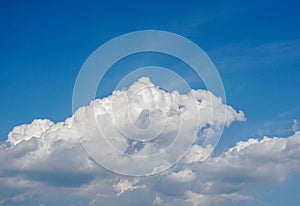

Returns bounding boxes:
[73,77,244,176]
[0,78,299,205]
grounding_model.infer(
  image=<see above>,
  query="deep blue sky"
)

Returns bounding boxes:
[1,0,299,142]
[1,0,300,205]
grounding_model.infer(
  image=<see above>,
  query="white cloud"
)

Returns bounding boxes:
[196,132,300,193]
[8,119,54,145]
[184,190,252,206]
[153,194,164,205]
[0,78,299,205]
[292,119,299,132]
[182,144,214,164]
[168,169,196,183]
[113,179,146,196]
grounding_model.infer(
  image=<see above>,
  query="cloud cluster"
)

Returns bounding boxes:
[74,77,244,175]
[0,78,299,205]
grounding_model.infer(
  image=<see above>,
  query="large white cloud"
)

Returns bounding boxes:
[0,78,299,205]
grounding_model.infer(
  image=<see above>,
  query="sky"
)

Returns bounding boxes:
[0,0,300,205]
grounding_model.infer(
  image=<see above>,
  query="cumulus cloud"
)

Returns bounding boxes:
[113,179,146,196]
[0,78,299,205]
[74,77,244,176]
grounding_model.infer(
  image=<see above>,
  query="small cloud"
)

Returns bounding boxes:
[292,119,299,132]
[153,194,163,205]
[113,179,146,196]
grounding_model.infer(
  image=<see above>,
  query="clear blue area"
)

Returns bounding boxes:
[0,0,300,205]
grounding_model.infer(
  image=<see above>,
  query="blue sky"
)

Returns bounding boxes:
[1,0,299,141]
[1,0,300,205]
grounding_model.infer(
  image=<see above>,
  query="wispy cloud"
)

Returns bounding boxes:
[209,39,300,71]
